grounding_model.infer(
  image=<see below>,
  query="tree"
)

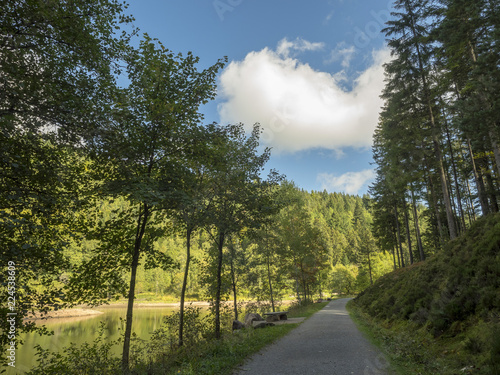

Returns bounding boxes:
[0,0,133,364]
[66,36,225,371]
[202,123,281,339]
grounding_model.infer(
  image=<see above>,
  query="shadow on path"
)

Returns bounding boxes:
[233,298,392,375]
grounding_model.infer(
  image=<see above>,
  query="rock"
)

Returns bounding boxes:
[265,314,279,322]
[245,313,264,327]
[232,320,245,330]
[253,322,275,329]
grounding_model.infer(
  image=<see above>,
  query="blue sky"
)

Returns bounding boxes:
[125,0,394,195]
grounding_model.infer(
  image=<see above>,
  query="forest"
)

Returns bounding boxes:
[1,0,499,373]
[371,0,500,259]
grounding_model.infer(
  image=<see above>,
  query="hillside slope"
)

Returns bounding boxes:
[351,213,500,374]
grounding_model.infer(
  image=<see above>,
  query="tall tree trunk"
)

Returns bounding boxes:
[468,139,490,215]
[228,237,238,321]
[392,228,400,269]
[266,252,275,312]
[423,153,445,246]
[122,203,149,373]
[179,227,193,347]
[403,197,414,265]
[394,204,405,268]
[410,186,425,261]
[443,112,466,232]
[215,231,225,340]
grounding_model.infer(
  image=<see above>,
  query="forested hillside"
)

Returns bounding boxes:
[64,188,392,305]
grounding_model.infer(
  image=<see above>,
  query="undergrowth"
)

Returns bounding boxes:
[350,213,500,375]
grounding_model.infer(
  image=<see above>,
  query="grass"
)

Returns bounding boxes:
[133,301,330,375]
[348,212,500,375]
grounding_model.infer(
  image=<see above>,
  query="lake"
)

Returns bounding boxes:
[8,305,193,374]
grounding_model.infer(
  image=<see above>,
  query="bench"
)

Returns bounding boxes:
[263,311,289,322]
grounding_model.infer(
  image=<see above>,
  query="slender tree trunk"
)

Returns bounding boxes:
[392,228,400,269]
[266,252,275,312]
[179,227,193,347]
[215,231,225,340]
[423,153,445,246]
[410,186,425,261]
[443,112,466,232]
[229,238,238,321]
[394,204,405,268]
[122,203,149,373]
[485,168,499,213]
[403,197,414,265]
[468,139,490,215]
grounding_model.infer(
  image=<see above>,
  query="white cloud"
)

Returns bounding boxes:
[217,39,391,154]
[317,169,376,195]
[325,43,356,68]
[276,38,325,58]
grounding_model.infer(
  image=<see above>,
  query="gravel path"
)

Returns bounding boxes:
[233,298,393,375]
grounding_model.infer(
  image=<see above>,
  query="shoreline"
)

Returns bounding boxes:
[25,299,296,320]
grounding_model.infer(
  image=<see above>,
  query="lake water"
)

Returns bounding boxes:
[8,305,187,374]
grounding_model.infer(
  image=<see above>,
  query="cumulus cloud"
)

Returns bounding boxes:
[217,39,390,154]
[317,169,376,195]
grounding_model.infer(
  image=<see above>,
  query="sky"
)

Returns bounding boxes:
[125,0,394,196]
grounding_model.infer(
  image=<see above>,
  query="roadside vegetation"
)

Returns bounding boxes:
[349,213,500,375]
[26,301,329,375]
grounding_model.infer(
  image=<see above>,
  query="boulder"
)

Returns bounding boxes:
[265,314,279,322]
[244,313,264,327]
[232,320,245,331]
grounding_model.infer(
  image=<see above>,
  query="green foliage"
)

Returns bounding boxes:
[352,213,500,374]
[26,323,121,375]
[330,264,358,295]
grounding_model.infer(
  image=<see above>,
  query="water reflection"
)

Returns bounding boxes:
[11,306,183,374]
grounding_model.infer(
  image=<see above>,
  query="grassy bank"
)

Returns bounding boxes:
[348,213,500,375]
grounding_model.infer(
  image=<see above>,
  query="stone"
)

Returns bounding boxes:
[245,313,264,327]
[265,314,279,322]
[232,320,245,331]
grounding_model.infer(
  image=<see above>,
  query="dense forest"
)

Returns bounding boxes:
[371,0,500,259]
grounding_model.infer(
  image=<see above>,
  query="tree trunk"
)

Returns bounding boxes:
[403,197,414,265]
[229,238,238,321]
[394,204,405,268]
[443,112,466,232]
[122,203,149,373]
[266,252,275,312]
[215,231,225,340]
[179,227,192,347]
[410,186,425,261]
[468,140,490,215]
